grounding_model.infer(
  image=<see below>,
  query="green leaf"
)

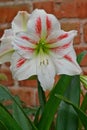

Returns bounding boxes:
[81,93,87,113]
[34,107,41,126]
[38,75,72,130]
[12,96,33,130]
[33,80,46,126]
[77,50,87,64]
[0,120,8,130]
[56,94,87,130]
[0,85,38,130]
[37,79,46,112]
[0,85,12,101]
[0,103,22,130]
[79,93,87,130]
[23,106,38,116]
[56,76,80,130]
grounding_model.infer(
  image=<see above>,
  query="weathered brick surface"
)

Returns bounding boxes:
[0,4,31,24]
[19,79,37,88]
[33,1,54,13]
[9,87,36,106]
[83,23,87,43]
[54,1,87,19]
[0,0,87,106]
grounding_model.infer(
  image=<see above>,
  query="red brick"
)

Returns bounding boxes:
[0,3,31,24]
[83,23,87,43]
[35,90,39,106]
[0,0,14,1]
[75,1,87,18]
[54,1,87,19]
[61,22,81,44]
[80,55,87,67]
[54,1,77,18]
[9,87,36,106]
[19,79,37,88]
[33,1,54,14]
[0,68,14,86]
[82,67,87,75]
[75,46,87,54]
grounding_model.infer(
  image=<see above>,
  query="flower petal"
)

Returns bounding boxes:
[57,30,77,46]
[47,30,77,46]
[27,9,60,39]
[36,55,56,91]
[0,50,14,64]
[12,11,29,33]
[10,52,36,80]
[12,32,37,59]
[45,13,61,37]
[52,50,82,75]
[1,29,13,40]
[49,30,77,57]
[0,29,14,63]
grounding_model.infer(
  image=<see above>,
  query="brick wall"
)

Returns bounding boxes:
[0,0,87,106]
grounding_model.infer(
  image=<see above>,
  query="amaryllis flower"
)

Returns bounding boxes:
[0,11,29,64]
[11,9,82,91]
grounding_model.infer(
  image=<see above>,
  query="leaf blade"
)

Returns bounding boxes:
[56,94,87,129]
[38,75,72,130]
[0,85,38,130]
[56,76,80,130]
[0,103,22,130]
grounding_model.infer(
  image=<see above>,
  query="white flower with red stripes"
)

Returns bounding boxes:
[2,9,82,91]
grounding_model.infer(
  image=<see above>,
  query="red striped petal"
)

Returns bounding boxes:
[57,33,68,41]
[21,36,37,44]
[17,58,26,68]
[35,17,42,35]
[51,42,71,51]
[59,42,71,49]
[48,33,68,44]
[46,16,51,34]
[18,45,34,52]
[64,54,74,63]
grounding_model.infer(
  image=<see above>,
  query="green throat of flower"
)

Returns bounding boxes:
[35,39,50,55]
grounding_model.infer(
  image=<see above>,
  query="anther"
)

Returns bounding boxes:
[40,59,49,65]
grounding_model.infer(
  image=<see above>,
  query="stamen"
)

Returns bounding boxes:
[40,59,49,65]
